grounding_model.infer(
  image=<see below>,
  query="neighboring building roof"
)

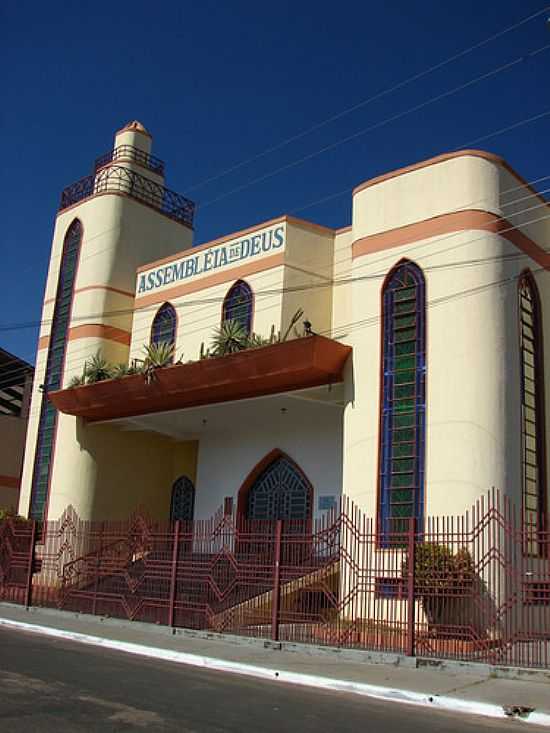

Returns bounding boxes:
[0,348,34,417]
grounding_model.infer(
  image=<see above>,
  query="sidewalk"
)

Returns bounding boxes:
[1,602,549,727]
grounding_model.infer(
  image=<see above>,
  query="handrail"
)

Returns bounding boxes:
[94,145,165,176]
[59,165,195,228]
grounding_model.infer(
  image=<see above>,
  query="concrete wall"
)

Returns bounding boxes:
[194,401,343,520]
[43,421,198,521]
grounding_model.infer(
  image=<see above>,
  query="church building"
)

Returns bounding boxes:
[18,122,549,553]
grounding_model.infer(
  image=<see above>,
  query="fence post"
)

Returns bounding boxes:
[92,522,104,617]
[406,517,416,657]
[24,520,37,609]
[271,520,283,642]
[168,520,181,628]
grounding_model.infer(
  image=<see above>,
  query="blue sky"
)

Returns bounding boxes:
[2,0,549,363]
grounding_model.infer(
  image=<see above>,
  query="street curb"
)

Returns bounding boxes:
[1,616,549,726]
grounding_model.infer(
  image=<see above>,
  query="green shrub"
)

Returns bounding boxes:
[0,507,26,522]
[402,542,476,627]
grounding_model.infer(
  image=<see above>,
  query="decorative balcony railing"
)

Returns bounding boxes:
[59,165,195,227]
[94,145,165,176]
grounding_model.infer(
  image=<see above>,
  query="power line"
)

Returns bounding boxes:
[181,6,550,195]
[1,199,548,346]
[290,112,550,216]
[1,210,547,394]
[16,262,546,417]
[198,43,550,210]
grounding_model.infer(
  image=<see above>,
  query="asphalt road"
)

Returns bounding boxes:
[0,627,528,732]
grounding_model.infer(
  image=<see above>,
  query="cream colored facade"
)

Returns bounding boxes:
[19,125,549,541]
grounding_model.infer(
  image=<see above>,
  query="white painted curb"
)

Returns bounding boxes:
[1,617,548,727]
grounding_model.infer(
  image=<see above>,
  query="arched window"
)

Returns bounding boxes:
[170,476,195,522]
[518,271,547,556]
[244,453,312,522]
[378,260,426,543]
[151,302,177,351]
[30,219,83,521]
[222,280,253,334]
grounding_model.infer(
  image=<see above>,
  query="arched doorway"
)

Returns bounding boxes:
[170,476,195,522]
[239,451,313,522]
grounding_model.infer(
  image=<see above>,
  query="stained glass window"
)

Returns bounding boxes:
[170,476,195,522]
[246,455,312,521]
[151,303,176,353]
[378,260,426,543]
[30,219,83,521]
[519,272,547,556]
[222,280,253,334]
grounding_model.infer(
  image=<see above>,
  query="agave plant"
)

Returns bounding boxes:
[84,351,114,383]
[111,362,140,379]
[281,308,304,342]
[210,320,250,356]
[141,341,175,384]
[68,374,86,388]
[247,333,270,349]
[142,341,175,368]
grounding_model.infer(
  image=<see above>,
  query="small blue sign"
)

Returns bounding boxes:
[318,495,337,511]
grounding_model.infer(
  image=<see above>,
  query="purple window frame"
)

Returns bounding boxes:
[151,302,177,353]
[222,280,253,334]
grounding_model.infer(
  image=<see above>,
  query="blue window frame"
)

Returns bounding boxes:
[30,219,82,521]
[222,280,253,334]
[151,302,177,351]
[378,260,426,544]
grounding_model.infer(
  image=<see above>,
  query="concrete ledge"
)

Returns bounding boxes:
[1,611,549,727]
[2,602,549,683]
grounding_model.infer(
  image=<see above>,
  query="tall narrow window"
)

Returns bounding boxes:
[518,271,547,556]
[170,476,195,522]
[378,260,426,543]
[222,280,253,334]
[151,303,177,351]
[30,219,82,521]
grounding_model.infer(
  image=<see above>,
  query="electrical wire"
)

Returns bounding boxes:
[2,206,548,395]
[180,6,550,195]
[197,44,550,210]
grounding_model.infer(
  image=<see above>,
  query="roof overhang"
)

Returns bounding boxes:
[49,335,351,422]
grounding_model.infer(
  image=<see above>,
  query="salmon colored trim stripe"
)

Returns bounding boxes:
[38,335,50,351]
[67,324,132,346]
[352,209,550,269]
[45,285,134,306]
[74,285,134,298]
[138,215,334,273]
[0,475,20,489]
[136,252,285,308]
[352,150,550,211]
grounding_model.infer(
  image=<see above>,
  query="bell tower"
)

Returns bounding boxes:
[19,122,195,520]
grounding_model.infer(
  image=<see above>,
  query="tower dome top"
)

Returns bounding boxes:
[117,120,151,137]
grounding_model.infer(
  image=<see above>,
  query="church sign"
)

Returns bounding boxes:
[137,225,285,295]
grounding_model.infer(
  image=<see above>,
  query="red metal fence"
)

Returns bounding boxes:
[1,491,549,669]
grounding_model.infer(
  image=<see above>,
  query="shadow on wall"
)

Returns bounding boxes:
[75,418,188,522]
